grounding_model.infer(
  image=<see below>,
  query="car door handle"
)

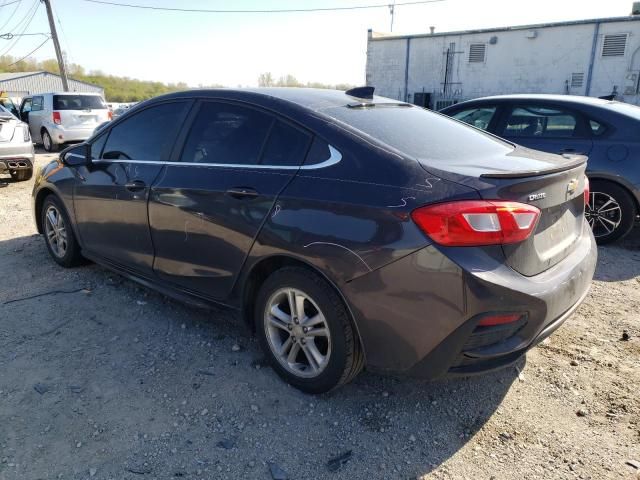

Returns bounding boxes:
[226,187,259,199]
[125,180,146,191]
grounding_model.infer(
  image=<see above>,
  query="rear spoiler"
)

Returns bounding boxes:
[480,154,587,179]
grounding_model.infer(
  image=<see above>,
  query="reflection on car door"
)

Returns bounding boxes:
[498,103,593,156]
[149,100,312,299]
[73,100,192,275]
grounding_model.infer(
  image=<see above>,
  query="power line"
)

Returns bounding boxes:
[0,0,22,32]
[0,0,20,8]
[0,0,41,57]
[8,35,49,65]
[81,0,445,14]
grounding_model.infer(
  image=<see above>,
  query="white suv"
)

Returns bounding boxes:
[19,92,111,152]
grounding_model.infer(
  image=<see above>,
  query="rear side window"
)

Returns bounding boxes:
[589,119,607,136]
[451,106,496,131]
[260,121,311,166]
[102,101,189,161]
[322,104,512,163]
[180,102,272,165]
[53,95,106,110]
[503,106,578,138]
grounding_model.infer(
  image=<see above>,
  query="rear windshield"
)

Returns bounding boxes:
[53,95,106,110]
[322,105,513,163]
[603,101,640,120]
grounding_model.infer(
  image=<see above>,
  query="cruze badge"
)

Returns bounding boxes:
[567,179,579,195]
[528,192,546,201]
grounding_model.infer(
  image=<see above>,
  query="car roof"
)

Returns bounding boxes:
[449,94,618,108]
[152,87,401,113]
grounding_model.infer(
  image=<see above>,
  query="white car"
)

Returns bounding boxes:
[19,92,111,152]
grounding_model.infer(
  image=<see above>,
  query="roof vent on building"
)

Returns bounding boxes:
[429,26,435,34]
[468,44,486,63]
[602,33,627,56]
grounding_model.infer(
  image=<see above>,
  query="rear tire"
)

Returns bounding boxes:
[10,168,32,182]
[41,195,84,267]
[255,267,364,394]
[587,180,636,245]
[42,130,58,152]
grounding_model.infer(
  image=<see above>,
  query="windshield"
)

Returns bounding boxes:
[321,105,513,163]
[53,95,106,110]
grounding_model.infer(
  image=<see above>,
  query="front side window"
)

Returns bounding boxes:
[32,96,43,111]
[102,101,189,161]
[452,106,496,131]
[180,102,273,165]
[21,99,32,113]
[503,106,579,138]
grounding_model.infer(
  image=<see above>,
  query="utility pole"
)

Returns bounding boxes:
[389,1,396,32]
[41,0,69,91]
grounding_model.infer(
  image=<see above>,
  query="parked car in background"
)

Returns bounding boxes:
[33,88,596,393]
[19,92,111,152]
[441,95,640,244]
[0,104,34,181]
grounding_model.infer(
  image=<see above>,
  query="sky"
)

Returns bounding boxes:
[0,0,637,87]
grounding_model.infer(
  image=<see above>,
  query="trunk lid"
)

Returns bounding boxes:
[420,146,588,276]
[0,115,17,142]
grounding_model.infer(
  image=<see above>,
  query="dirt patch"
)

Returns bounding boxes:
[1,153,638,479]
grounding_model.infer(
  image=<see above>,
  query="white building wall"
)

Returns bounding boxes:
[366,18,640,105]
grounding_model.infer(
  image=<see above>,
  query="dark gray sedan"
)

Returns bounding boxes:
[32,88,596,393]
[441,94,640,244]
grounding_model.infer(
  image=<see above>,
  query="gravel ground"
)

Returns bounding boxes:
[1,152,639,480]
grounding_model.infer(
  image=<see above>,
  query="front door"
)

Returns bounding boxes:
[498,103,594,156]
[74,100,192,275]
[149,100,312,299]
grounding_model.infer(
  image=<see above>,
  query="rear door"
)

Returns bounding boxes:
[149,99,312,299]
[74,100,192,274]
[53,94,110,130]
[28,95,44,140]
[497,102,594,156]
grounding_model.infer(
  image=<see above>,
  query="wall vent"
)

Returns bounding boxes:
[468,43,486,63]
[602,33,627,57]
[571,72,584,88]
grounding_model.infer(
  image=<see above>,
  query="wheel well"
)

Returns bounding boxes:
[589,177,639,213]
[240,256,364,353]
[34,188,55,233]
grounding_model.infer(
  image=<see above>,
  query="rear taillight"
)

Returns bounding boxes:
[108,110,113,120]
[411,200,541,246]
[52,111,61,125]
[584,177,589,206]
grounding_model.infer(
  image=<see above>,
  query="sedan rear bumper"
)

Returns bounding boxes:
[342,221,597,378]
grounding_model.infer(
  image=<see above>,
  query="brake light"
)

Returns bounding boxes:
[108,110,113,120]
[584,177,589,206]
[411,200,540,246]
[52,111,61,125]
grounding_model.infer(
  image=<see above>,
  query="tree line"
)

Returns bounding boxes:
[0,55,356,102]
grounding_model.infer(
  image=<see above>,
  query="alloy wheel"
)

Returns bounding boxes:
[264,287,331,378]
[585,191,622,238]
[43,131,51,151]
[44,205,68,258]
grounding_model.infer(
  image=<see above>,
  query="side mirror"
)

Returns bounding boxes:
[61,143,91,167]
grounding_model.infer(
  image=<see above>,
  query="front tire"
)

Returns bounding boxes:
[41,195,84,267]
[10,168,33,182]
[255,267,364,394]
[42,129,58,152]
[586,180,636,245]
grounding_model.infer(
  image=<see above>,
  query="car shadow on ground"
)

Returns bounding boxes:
[0,233,519,479]
[594,225,640,281]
